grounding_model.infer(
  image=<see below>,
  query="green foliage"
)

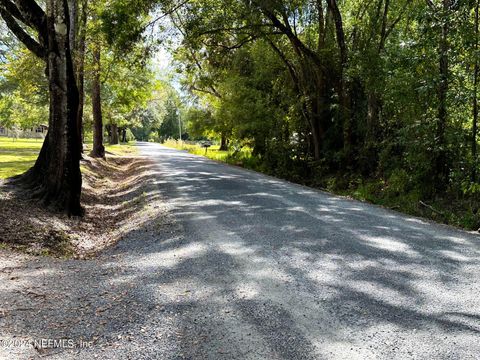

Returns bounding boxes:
[158,99,181,140]
[154,0,480,229]
[385,169,411,198]
[0,48,48,129]
[124,128,136,142]
[100,0,155,54]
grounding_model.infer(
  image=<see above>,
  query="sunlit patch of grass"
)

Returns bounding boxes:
[188,145,231,161]
[162,139,246,163]
[0,138,138,179]
[104,141,138,156]
[83,141,138,156]
[0,137,43,179]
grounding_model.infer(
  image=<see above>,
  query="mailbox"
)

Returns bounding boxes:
[201,141,212,154]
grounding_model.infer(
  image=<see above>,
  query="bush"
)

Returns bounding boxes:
[385,168,410,197]
[353,180,383,202]
[125,128,136,142]
[148,133,159,142]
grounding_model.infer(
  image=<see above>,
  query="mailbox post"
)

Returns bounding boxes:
[201,141,212,155]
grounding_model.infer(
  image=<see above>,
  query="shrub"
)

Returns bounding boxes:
[385,168,410,197]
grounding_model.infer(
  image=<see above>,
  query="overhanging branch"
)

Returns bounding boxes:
[0,0,25,22]
[14,0,47,34]
[0,6,46,58]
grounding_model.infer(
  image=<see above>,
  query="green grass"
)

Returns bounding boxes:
[83,141,139,156]
[104,141,138,156]
[0,137,138,179]
[0,137,43,179]
[162,139,250,163]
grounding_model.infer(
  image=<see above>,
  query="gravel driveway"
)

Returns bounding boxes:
[1,142,479,359]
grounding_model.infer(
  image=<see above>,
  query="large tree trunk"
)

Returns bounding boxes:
[110,123,119,144]
[22,0,83,216]
[339,78,351,164]
[67,0,77,51]
[219,133,228,151]
[366,92,380,145]
[327,0,351,166]
[311,118,322,161]
[434,0,450,192]
[307,84,326,161]
[473,0,479,182]
[361,89,382,175]
[76,0,87,154]
[91,43,105,158]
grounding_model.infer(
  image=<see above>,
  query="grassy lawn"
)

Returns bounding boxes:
[0,137,138,180]
[0,137,43,179]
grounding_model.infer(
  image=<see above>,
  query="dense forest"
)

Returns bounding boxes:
[170,0,480,229]
[1,0,480,228]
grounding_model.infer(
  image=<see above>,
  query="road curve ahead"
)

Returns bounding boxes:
[138,142,480,359]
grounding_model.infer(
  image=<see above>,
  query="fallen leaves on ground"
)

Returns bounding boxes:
[0,153,161,258]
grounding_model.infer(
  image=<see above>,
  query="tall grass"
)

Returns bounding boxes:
[162,139,252,163]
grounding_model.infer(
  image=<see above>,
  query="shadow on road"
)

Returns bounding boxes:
[1,142,479,359]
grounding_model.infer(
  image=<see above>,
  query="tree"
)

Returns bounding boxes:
[472,0,479,182]
[0,46,49,130]
[158,99,180,140]
[0,0,83,215]
[75,0,88,153]
[97,53,156,144]
[425,0,453,191]
[90,40,105,156]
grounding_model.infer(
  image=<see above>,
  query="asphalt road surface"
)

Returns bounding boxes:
[132,143,480,359]
[1,142,479,359]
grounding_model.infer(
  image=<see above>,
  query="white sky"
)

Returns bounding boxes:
[153,46,173,72]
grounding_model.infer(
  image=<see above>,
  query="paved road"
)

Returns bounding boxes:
[132,143,480,359]
[1,142,479,359]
